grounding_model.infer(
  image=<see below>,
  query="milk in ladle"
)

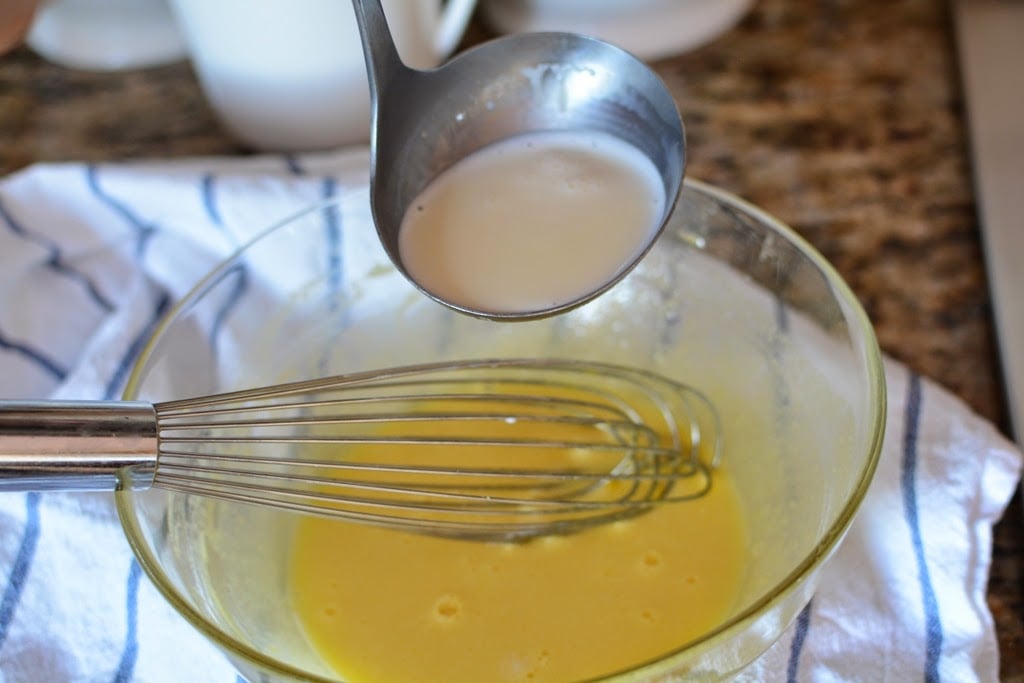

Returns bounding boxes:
[398,130,667,315]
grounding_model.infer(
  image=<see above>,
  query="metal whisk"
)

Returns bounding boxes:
[0,359,720,539]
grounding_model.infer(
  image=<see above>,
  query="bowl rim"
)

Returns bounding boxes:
[116,177,886,682]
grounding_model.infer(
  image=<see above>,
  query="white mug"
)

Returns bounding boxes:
[26,0,187,71]
[480,0,754,61]
[170,0,478,151]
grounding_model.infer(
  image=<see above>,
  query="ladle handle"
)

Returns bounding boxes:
[351,0,409,98]
[0,401,158,492]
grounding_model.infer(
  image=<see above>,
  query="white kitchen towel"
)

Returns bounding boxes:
[0,149,1019,682]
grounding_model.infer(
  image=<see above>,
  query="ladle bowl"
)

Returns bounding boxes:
[352,0,685,320]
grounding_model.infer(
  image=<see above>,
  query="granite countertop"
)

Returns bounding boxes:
[0,0,1020,677]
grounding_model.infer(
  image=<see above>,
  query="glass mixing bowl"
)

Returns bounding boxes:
[118,179,885,682]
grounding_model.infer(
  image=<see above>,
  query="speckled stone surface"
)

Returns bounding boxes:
[654,5,1022,676]
[0,0,1020,677]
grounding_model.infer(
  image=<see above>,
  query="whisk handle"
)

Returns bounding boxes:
[0,401,157,492]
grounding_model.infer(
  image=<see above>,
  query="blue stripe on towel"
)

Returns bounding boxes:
[0,493,41,650]
[85,165,157,257]
[314,177,344,376]
[776,294,806,683]
[105,294,171,678]
[112,560,142,683]
[322,177,343,309]
[209,264,249,354]
[41,252,116,313]
[199,175,249,353]
[0,195,115,313]
[901,372,943,682]
[103,291,172,400]
[786,599,813,682]
[201,173,224,227]
[284,155,306,176]
[236,672,269,683]
[0,326,68,380]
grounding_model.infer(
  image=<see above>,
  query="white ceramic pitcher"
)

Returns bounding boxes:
[170,0,478,151]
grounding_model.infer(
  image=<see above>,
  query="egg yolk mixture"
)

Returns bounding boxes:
[289,405,747,683]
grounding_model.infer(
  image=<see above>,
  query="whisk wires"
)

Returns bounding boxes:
[151,359,721,539]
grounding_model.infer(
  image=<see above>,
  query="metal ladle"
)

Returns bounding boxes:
[351,0,686,321]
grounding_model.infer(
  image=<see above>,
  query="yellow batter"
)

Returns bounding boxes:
[289,405,747,683]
